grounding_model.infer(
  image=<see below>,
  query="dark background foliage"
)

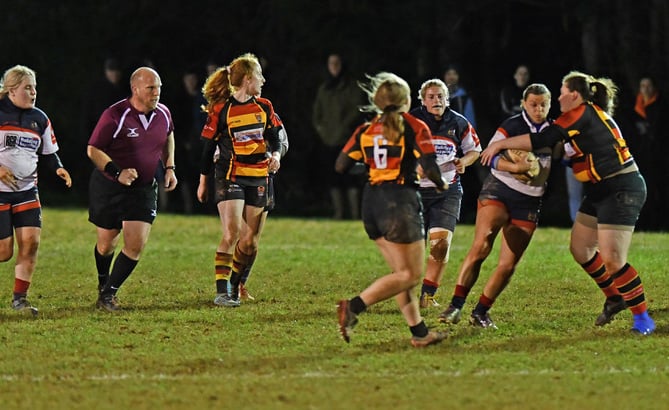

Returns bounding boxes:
[2,0,667,225]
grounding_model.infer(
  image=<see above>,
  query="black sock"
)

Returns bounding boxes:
[410,321,429,338]
[240,252,257,285]
[101,252,138,296]
[216,280,229,294]
[349,296,367,315]
[473,302,490,315]
[451,296,466,309]
[94,246,114,289]
[229,272,241,299]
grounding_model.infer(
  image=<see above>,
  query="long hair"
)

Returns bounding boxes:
[359,72,410,143]
[0,65,36,99]
[201,52,260,114]
[563,71,618,115]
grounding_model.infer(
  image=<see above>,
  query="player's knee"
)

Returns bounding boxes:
[429,231,452,263]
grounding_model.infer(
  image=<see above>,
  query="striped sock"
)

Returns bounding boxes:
[581,252,619,298]
[611,263,647,315]
[215,252,233,294]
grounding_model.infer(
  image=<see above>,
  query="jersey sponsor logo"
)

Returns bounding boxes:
[127,128,139,137]
[233,128,263,143]
[5,134,40,151]
[434,141,455,156]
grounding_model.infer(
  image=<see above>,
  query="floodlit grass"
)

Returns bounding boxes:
[0,208,668,409]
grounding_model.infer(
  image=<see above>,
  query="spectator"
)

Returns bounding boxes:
[500,64,530,119]
[443,64,482,220]
[170,66,208,214]
[628,76,663,230]
[312,53,366,219]
[443,64,476,128]
[81,58,126,140]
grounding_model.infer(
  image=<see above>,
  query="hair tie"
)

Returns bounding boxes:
[383,104,399,113]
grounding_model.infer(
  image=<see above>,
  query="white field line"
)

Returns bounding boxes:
[1,366,668,382]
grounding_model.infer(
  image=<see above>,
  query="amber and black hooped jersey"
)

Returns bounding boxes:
[531,102,633,183]
[201,96,280,186]
[341,113,436,186]
[0,97,60,192]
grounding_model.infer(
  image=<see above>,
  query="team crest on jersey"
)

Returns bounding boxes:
[127,128,139,137]
[255,113,263,123]
[30,121,39,131]
[447,128,456,138]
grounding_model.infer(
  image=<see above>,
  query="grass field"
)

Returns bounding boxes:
[0,208,667,409]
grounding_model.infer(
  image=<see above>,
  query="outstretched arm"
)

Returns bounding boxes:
[479,134,532,166]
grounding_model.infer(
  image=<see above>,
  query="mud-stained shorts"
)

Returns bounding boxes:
[361,183,425,244]
[478,174,542,226]
[0,187,42,238]
[419,181,463,232]
[579,171,646,226]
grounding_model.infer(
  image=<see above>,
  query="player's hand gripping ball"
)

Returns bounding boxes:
[501,149,541,182]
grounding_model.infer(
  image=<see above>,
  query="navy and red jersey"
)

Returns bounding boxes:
[341,113,436,186]
[409,106,481,186]
[0,97,60,192]
[530,102,633,183]
[201,96,280,186]
[88,99,174,185]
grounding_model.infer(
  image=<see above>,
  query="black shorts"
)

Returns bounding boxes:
[419,181,463,232]
[478,174,542,225]
[88,170,158,230]
[0,188,41,238]
[580,171,646,226]
[265,173,276,212]
[361,183,424,244]
[213,164,268,208]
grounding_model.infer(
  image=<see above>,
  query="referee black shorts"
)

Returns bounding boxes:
[88,170,158,230]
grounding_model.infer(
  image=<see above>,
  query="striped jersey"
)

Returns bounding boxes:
[531,102,633,183]
[341,113,436,186]
[201,96,280,185]
[0,97,60,192]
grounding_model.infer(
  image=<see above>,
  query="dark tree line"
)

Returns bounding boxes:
[1,0,666,223]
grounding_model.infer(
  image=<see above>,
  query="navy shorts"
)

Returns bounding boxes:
[419,181,463,232]
[478,174,542,225]
[0,188,41,238]
[579,171,646,226]
[361,183,425,244]
[88,170,158,230]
